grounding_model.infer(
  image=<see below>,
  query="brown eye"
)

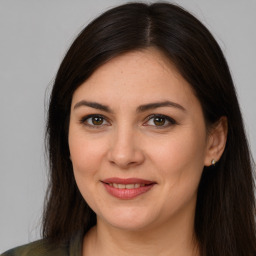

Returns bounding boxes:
[153,116,166,126]
[91,116,104,125]
[80,115,109,127]
[144,114,176,128]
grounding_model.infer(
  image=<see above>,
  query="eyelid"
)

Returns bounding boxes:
[79,113,177,129]
[80,114,111,127]
[143,114,177,127]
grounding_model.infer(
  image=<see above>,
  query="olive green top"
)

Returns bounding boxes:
[1,231,82,256]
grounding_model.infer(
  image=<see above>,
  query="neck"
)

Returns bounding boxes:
[83,210,199,256]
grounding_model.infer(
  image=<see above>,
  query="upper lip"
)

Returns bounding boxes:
[102,177,156,185]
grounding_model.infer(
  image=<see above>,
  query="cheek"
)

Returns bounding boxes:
[147,129,206,216]
[152,129,205,165]
[68,132,107,209]
[69,131,107,175]
[147,127,207,190]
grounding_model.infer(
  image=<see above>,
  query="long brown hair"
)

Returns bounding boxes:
[43,3,256,255]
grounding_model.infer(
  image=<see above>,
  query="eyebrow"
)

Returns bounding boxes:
[73,100,186,113]
[74,100,112,113]
[137,101,186,112]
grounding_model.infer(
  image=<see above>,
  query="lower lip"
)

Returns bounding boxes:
[103,183,155,199]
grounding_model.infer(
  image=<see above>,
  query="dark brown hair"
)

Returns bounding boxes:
[43,2,256,255]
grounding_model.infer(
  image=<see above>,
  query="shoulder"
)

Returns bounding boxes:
[1,239,69,256]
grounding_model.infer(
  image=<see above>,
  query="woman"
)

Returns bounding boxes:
[2,2,255,256]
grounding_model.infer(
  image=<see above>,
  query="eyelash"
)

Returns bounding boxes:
[79,114,109,128]
[79,114,177,129]
[143,114,177,128]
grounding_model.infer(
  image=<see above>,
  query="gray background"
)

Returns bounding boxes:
[0,0,255,253]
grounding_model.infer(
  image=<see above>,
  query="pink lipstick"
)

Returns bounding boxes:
[101,177,156,199]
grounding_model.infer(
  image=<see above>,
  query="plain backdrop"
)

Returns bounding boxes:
[0,0,255,253]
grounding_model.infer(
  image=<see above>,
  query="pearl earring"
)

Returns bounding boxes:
[211,159,216,166]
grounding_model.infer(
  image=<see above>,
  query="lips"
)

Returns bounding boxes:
[101,177,156,199]
[110,183,145,189]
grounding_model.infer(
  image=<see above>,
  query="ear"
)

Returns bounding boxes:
[204,116,228,166]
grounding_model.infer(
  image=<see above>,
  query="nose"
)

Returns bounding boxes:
[107,126,145,169]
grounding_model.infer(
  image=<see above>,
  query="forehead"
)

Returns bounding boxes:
[71,48,198,110]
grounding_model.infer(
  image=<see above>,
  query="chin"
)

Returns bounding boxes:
[97,206,159,231]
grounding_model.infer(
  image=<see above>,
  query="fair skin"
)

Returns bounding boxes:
[68,48,227,256]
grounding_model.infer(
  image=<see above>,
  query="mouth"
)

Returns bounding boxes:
[108,183,147,189]
[101,177,156,200]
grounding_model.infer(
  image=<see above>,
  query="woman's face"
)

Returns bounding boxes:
[69,48,212,231]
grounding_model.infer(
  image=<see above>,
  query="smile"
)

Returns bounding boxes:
[109,183,145,189]
[101,178,156,199]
